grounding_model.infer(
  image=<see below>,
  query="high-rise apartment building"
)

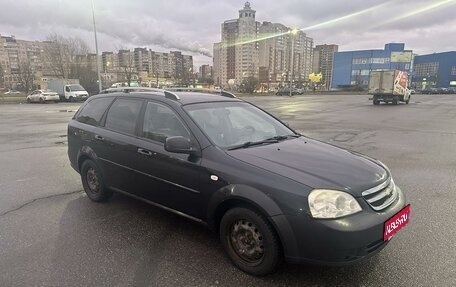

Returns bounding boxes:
[198,64,213,81]
[313,44,338,90]
[213,2,314,89]
[214,2,260,87]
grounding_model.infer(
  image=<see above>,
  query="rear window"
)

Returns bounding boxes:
[105,98,143,135]
[76,97,114,126]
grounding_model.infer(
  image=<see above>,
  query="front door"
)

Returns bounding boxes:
[132,101,205,219]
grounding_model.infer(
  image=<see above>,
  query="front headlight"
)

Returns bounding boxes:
[308,189,362,219]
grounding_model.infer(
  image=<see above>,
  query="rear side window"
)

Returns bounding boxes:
[105,98,143,135]
[76,97,113,126]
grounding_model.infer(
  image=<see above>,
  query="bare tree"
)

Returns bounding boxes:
[118,50,137,87]
[0,63,4,88]
[17,60,35,93]
[42,33,90,79]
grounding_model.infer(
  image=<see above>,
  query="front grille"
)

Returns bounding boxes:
[362,178,398,211]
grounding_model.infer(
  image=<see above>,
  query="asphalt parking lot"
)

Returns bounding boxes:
[0,94,455,286]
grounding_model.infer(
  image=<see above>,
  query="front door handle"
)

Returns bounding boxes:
[137,148,153,157]
[94,135,104,141]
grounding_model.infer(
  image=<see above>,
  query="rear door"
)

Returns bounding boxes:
[93,97,144,193]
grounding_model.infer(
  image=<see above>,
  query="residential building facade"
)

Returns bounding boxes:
[313,44,338,90]
[213,2,314,89]
[198,64,213,81]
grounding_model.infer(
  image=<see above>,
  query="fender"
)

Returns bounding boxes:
[206,184,299,259]
[207,184,282,221]
[76,145,99,172]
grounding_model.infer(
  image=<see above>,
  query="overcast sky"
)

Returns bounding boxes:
[1,0,455,67]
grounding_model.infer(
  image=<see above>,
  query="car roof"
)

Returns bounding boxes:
[94,88,242,105]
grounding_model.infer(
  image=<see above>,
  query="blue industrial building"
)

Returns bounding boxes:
[331,43,413,89]
[411,52,456,90]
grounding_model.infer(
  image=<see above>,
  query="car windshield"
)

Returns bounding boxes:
[184,101,297,149]
[69,84,85,91]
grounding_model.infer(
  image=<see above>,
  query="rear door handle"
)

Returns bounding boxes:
[94,135,104,141]
[137,148,153,157]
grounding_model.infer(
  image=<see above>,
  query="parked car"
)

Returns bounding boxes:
[4,89,21,95]
[68,89,409,275]
[26,89,60,103]
[276,87,301,96]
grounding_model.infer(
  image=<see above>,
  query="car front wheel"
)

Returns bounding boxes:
[220,207,281,276]
[81,159,113,202]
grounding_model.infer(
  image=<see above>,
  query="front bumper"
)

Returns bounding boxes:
[271,186,407,265]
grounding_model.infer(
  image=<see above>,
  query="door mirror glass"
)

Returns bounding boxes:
[165,136,193,154]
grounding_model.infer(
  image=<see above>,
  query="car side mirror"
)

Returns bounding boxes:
[165,136,195,154]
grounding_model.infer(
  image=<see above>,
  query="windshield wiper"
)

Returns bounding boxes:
[228,134,300,150]
[228,138,279,150]
[267,134,301,140]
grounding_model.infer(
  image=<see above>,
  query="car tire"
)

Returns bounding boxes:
[81,159,113,202]
[373,96,379,105]
[392,96,398,105]
[69,97,74,102]
[27,98,31,103]
[220,207,281,276]
[54,100,59,104]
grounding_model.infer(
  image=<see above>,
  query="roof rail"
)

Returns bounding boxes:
[99,87,236,100]
[220,90,236,98]
[164,90,180,100]
[166,87,237,98]
[100,87,165,94]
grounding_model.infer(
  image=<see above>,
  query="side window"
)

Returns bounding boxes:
[76,97,113,126]
[105,98,142,135]
[142,102,190,143]
[65,86,70,92]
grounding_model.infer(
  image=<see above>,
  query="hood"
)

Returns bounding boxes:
[227,137,388,196]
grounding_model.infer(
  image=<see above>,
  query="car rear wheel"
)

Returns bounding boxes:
[373,96,379,105]
[220,207,281,276]
[81,159,113,202]
[26,98,31,103]
[392,96,398,105]
[39,98,45,104]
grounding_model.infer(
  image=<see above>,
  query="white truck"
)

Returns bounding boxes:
[48,79,89,102]
[368,70,411,105]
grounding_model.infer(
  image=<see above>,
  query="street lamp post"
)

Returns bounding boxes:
[91,0,102,93]
[289,29,299,97]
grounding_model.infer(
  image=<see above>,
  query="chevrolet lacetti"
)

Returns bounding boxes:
[67,88,410,275]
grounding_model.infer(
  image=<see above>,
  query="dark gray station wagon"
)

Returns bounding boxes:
[68,88,410,275]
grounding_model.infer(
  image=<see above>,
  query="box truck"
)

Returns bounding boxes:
[368,70,411,105]
[48,79,89,102]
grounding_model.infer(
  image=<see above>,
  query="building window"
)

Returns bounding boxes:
[414,62,439,76]
[353,58,369,65]
[451,66,456,76]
